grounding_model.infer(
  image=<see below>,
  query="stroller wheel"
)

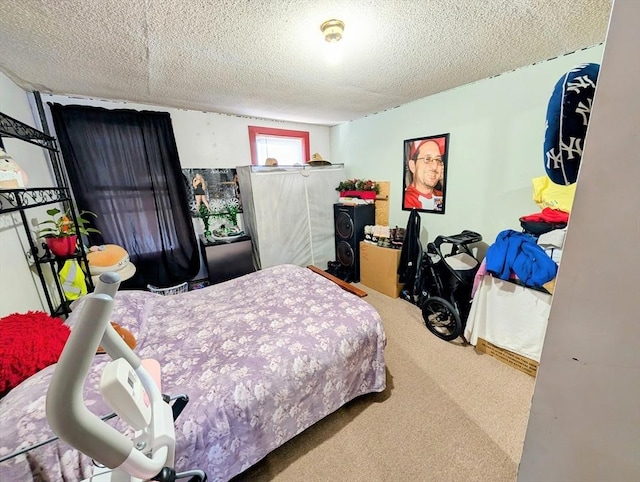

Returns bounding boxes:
[421,296,462,341]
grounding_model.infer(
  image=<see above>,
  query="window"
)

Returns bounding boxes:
[248,126,310,166]
[50,104,200,289]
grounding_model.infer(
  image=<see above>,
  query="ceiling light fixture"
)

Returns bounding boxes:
[320,19,345,43]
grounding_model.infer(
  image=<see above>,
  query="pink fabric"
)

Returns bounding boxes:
[471,259,519,298]
[141,358,162,404]
[472,258,488,298]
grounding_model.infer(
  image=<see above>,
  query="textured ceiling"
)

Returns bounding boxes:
[0,0,612,126]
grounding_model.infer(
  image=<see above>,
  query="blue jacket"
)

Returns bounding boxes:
[485,230,557,288]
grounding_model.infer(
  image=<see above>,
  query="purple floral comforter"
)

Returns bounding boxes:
[0,264,386,481]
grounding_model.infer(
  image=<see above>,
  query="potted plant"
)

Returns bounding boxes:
[38,207,101,256]
[336,179,380,200]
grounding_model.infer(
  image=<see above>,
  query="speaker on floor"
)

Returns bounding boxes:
[333,203,375,282]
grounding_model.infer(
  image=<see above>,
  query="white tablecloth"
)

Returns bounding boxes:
[464,275,552,362]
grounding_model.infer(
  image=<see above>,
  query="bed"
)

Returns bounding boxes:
[0,264,386,481]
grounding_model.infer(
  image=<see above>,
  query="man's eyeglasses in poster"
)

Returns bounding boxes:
[416,156,444,167]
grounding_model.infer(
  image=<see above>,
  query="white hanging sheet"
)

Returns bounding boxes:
[464,275,552,362]
[236,165,344,270]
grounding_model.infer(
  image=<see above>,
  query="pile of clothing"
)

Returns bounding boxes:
[484,229,558,289]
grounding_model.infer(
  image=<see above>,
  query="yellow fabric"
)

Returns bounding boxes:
[59,259,88,300]
[531,175,576,213]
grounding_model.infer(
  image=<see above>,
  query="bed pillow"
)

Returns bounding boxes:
[544,63,600,185]
[0,311,70,397]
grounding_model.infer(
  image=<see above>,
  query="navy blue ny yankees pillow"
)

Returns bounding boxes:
[544,63,600,185]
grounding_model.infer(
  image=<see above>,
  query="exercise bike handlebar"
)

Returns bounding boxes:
[93,272,141,370]
[46,290,136,470]
[46,272,170,480]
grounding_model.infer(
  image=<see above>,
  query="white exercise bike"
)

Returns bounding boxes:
[45,272,206,482]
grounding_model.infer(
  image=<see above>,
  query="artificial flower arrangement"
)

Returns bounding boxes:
[335,179,380,194]
[198,201,240,238]
[38,207,101,256]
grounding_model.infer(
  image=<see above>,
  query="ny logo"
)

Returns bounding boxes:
[561,137,583,159]
[575,98,593,126]
[546,137,583,169]
[546,149,564,170]
[567,75,596,94]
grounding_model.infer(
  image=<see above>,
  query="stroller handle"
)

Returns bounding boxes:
[434,230,482,249]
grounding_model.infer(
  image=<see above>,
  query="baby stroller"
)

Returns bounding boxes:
[414,230,482,341]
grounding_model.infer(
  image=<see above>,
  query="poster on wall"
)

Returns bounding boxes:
[182,168,242,218]
[402,133,449,214]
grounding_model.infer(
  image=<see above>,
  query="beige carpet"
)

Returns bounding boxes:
[234,286,535,481]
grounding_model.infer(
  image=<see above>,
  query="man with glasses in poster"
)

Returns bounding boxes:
[403,138,445,211]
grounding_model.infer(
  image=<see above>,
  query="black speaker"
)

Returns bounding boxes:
[334,203,375,282]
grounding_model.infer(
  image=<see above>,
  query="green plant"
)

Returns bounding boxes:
[224,205,238,227]
[199,202,239,233]
[198,203,212,233]
[336,179,380,194]
[38,207,101,238]
[210,205,238,227]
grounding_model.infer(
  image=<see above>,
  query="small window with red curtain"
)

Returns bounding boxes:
[248,126,310,166]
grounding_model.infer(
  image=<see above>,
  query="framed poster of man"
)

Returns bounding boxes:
[402,133,449,214]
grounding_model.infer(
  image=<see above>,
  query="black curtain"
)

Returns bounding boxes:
[50,104,199,289]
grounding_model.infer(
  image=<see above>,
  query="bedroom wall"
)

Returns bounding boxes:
[0,72,55,316]
[331,44,605,246]
[39,95,332,172]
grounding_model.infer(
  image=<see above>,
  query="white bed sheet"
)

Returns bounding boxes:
[465,275,552,362]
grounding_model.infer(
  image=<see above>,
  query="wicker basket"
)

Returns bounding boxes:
[146,281,189,296]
